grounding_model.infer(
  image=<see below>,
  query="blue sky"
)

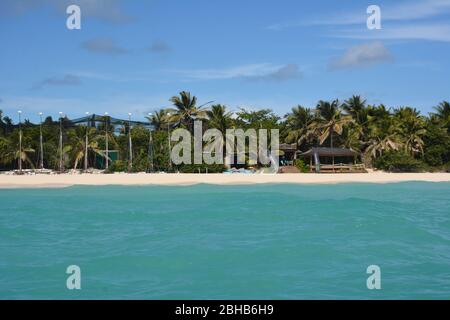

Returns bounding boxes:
[0,0,449,122]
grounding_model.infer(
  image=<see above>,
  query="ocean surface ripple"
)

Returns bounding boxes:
[0,182,449,299]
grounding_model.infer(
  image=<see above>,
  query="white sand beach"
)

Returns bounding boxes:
[0,172,450,188]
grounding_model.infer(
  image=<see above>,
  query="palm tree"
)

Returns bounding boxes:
[0,110,4,135]
[284,105,314,149]
[2,116,13,135]
[206,104,233,133]
[343,95,367,124]
[433,101,450,131]
[67,126,103,170]
[0,135,35,169]
[433,101,450,120]
[206,104,233,164]
[146,109,168,131]
[365,136,403,164]
[43,141,70,171]
[365,108,403,164]
[394,107,426,156]
[341,125,363,152]
[169,91,209,132]
[15,147,35,169]
[309,100,353,165]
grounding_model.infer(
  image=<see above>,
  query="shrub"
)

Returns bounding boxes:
[374,151,426,172]
[294,159,309,173]
[424,145,447,167]
[104,160,128,173]
[443,162,450,173]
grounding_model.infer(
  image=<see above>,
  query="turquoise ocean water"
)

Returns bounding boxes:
[0,182,449,299]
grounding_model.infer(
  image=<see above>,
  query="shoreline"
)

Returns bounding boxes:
[0,172,450,188]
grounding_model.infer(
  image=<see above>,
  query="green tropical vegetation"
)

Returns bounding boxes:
[1,92,449,173]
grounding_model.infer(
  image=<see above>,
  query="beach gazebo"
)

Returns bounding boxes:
[299,147,365,173]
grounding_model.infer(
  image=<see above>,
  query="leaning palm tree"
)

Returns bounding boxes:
[0,133,35,169]
[309,100,353,165]
[14,147,36,169]
[365,134,403,164]
[365,113,403,165]
[169,91,209,132]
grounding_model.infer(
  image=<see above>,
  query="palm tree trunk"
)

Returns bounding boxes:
[39,115,44,169]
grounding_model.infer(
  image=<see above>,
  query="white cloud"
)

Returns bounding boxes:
[329,42,394,70]
[170,63,277,80]
[169,63,302,82]
[247,64,302,81]
[267,0,450,30]
[336,23,450,43]
[380,0,450,22]
[319,0,450,25]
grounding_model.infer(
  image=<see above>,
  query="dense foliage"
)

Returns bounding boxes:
[1,93,449,173]
[373,151,427,173]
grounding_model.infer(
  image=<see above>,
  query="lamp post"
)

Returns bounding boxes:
[128,113,133,172]
[104,112,109,170]
[59,112,64,172]
[84,112,89,172]
[18,110,22,174]
[167,112,172,172]
[147,113,153,173]
[39,112,44,170]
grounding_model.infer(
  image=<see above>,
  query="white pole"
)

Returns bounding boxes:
[105,112,109,170]
[128,113,133,172]
[39,112,44,169]
[18,110,22,173]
